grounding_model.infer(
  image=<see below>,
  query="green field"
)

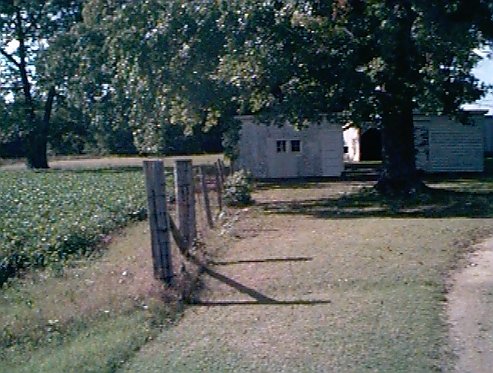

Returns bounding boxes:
[0,169,149,285]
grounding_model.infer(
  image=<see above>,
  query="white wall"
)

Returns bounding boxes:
[415,115,484,172]
[237,116,344,178]
[343,127,360,162]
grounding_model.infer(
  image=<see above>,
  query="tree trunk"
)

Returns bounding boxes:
[26,132,49,169]
[374,1,424,195]
[376,98,423,195]
[13,8,51,169]
[26,87,55,169]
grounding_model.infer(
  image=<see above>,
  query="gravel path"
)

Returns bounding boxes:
[448,237,493,373]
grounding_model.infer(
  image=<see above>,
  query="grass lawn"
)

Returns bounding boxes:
[0,222,186,373]
[0,153,225,171]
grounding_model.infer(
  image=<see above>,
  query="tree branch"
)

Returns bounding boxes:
[27,2,48,35]
[0,48,21,69]
[42,86,56,130]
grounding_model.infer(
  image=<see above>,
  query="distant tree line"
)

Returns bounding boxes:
[0,96,225,158]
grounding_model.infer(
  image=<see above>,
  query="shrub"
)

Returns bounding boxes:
[223,170,253,207]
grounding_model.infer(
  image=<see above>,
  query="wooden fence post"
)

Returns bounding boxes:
[143,160,173,285]
[199,166,214,228]
[218,159,227,182]
[174,160,196,248]
[214,166,223,213]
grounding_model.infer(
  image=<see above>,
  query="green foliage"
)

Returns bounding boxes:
[216,1,493,121]
[221,117,242,161]
[0,170,147,285]
[223,170,253,207]
[41,0,236,155]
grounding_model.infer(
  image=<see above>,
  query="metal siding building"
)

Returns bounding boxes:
[236,116,344,178]
[344,112,486,173]
[414,114,484,173]
[483,115,493,155]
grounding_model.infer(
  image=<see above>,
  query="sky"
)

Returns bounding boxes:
[466,55,493,114]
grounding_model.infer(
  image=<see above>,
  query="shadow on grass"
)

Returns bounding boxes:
[188,261,330,307]
[256,178,358,191]
[258,186,493,219]
[188,299,332,306]
[211,257,313,266]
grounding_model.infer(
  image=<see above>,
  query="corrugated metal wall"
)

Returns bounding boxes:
[415,116,484,172]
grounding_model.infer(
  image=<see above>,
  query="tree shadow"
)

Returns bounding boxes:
[256,177,356,191]
[188,299,332,307]
[258,186,493,219]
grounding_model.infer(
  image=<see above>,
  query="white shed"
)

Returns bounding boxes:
[236,116,344,178]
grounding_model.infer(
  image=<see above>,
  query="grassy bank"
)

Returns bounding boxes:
[0,222,196,373]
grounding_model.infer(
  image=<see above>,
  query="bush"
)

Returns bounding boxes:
[223,170,253,207]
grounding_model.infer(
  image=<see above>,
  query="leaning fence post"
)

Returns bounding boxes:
[199,166,214,228]
[214,164,223,213]
[143,160,173,285]
[174,159,196,248]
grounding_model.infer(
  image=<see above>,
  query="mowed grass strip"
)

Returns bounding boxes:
[123,174,493,372]
[0,169,149,284]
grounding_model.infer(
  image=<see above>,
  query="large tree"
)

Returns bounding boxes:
[216,0,493,194]
[104,0,237,154]
[0,0,83,168]
[223,0,493,193]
